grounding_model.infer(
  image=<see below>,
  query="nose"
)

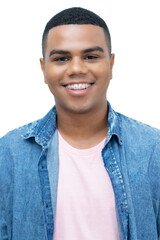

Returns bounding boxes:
[67,57,88,76]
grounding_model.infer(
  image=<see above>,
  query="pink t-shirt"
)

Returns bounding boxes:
[53,133,120,240]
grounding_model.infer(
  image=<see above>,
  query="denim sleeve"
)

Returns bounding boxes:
[0,202,8,240]
[0,137,10,240]
[148,140,160,238]
[156,201,160,240]
[158,209,160,240]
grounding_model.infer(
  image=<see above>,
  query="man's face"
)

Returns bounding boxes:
[40,24,114,114]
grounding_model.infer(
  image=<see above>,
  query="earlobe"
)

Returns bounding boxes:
[40,58,48,84]
[110,54,115,69]
[110,54,115,79]
[40,58,45,71]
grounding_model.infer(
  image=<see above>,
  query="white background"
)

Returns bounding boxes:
[0,0,160,137]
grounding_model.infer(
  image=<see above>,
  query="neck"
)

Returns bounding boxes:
[56,103,108,149]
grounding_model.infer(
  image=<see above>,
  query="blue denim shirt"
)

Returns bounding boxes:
[0,102,160,240]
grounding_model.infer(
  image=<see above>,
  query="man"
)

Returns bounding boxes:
[0,7,160,240]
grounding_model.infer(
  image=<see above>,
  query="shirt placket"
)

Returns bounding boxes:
[102,140,129,240]
[38,145,54,240]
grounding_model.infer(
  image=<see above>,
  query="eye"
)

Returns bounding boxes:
[84,55,99,60]
[54,56,70,62]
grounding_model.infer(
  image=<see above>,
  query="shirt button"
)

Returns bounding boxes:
[109,165,113,172]
[121,204,123,212]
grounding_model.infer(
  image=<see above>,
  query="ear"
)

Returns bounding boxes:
[109,53,115,79]
[40,58,47,84]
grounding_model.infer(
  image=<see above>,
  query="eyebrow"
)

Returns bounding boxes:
[49,46,104,57]
[82,46,104,54]
[49,49,70,57]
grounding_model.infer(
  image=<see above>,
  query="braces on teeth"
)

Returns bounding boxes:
[66,83,91,90]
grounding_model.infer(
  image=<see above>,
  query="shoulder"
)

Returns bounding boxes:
[116,112,160,191]
[117,112,160,143]
[0,119,44,167]
[0,105,57,158]
[0,119,43,179]
[0,119,40,146]
[0,106,57,148]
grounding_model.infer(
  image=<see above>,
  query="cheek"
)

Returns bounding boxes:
[45,67,61,85]
[92,62,111,77]
[45,62,65,76]
[97,68,111,83]
[96,68,112,92]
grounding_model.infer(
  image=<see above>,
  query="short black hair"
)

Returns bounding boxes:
[42,7,112,58]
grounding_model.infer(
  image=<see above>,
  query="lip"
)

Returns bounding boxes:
[62,81,95,86]
[64,83,94,96]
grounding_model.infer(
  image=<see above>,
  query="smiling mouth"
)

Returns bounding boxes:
[64,83,94,90]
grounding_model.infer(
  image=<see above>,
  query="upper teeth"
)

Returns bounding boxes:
[66,83,91,90]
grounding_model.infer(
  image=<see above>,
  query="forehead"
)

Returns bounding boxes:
[46,24,108,53]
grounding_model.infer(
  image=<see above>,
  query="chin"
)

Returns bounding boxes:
[68,106,91,114]
[61,102,95,114]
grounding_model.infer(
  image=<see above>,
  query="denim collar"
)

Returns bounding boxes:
[22,101,122,146]
[22,107,57,146]
[107,101,123,145]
